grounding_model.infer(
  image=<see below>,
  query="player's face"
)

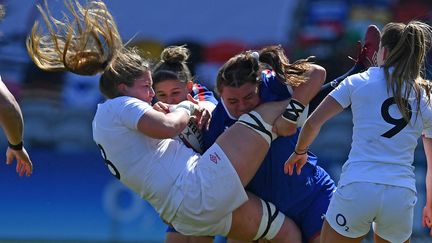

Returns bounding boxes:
[123,71,155,104]
[220,83,260,119]
[153,79,189,104]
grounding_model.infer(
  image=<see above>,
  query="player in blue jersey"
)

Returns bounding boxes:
[205,45,330,243]
[152,45,217,132]
[286,21,432,243]
[205,32,381,243]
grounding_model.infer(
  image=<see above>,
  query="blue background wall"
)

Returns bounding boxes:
[0,149,166,242]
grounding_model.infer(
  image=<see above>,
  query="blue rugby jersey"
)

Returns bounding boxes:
[204,69,336,241]
[190,82,218,104]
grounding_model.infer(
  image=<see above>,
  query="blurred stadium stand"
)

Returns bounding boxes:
[0,0,430,242]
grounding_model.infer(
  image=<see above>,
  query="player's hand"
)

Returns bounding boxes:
[6,147,33,177]
[186,94,211,130]
[153,101,170,113]
[422,205,432,236]
[195,106,211,130]
[272,115,297,137]
[284,151,307,176]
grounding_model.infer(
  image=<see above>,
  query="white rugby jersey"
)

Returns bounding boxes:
[92,96,197,222]
[329,67,432,192]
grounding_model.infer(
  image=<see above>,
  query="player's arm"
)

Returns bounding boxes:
[422,132,432,235]
[290,63,326,107]
[191,83,217,130]
[138,99,203,139]
[191,83,218,107]
[284,95,343,175]
[0,81,23,146]
[273,64,326,136]
[0,80,32,176]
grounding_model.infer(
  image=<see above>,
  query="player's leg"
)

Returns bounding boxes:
[215,99,289,186]
[373,233,410,243]
[308,24,381,114]
[320,220,364,243]
[353,24,381,68]
[171,100,298,241]
[165,229,213,243]
[227,193,301,243]
[227,240,269,243]
[322,182,384,243]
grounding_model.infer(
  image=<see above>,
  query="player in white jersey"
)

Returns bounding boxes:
[285,21,432,243]
[26,1,302,242]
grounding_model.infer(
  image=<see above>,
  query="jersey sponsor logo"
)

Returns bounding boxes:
[209,152,221,164]
[336,213,349,232]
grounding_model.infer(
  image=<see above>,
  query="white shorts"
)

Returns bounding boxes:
[171,143,248,236]
[325,182,417,242]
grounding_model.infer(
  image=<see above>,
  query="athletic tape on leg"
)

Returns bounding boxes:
[237,111,277,145]
[253,199,285,241]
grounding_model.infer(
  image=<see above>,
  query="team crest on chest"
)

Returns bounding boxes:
[209,152,220,164]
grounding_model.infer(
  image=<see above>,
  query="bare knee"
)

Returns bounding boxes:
[228,194,301,243]
[165,232,189,243]
[271,217,302,243]
[165,232,214,243]
[229,195,262,240]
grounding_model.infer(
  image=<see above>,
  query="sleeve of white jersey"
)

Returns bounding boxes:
[118,97,152,130]
[328,76,352,108]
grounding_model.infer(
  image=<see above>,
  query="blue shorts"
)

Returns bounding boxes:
[246,159,335,241]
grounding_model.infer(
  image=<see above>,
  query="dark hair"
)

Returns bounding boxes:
[216,45,313,93]
[26,0,150,99]
[152,45,192,85]
[381,21,432,121]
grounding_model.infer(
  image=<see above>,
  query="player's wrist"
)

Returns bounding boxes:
[8,141,23,151]
[170,101,197,117]
[294,147,308,155]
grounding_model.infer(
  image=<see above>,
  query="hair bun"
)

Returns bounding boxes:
[160,45,190,64]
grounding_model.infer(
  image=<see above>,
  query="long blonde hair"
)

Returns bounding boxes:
[27,0,149,98]
[381,21,432,121]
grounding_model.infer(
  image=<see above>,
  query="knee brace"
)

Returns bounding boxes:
[237,111,277,145]
[253,199,285,241]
